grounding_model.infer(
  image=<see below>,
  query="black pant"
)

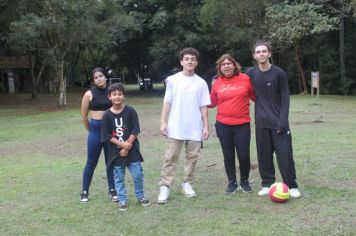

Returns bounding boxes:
[255,127,298,188]
[215,121,251,184]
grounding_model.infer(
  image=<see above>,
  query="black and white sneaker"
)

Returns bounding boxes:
[240,181,253,193]
[138,198,150,207]
[80,191,88,203]
[226,182,238,194]
[108,189,119,202]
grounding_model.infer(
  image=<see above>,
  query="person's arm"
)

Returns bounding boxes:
[127,107,140,147]
[101,112,132,155]
[81,90,91,131]
[277,71,290,133]
[108,137,132,150]
[200,105,209,140]
[160,102,171,136]
[208,82,218,108]
[119,134,137,156]
[247,75,256,102]
[126,134,137,145]
[118,107,140,157]
[108,136,133,157]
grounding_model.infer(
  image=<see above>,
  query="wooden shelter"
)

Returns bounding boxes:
[0,56,33,93]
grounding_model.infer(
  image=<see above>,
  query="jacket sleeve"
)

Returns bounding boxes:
[277,71,290,130]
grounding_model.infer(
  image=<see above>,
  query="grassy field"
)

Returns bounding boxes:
[0,85,355,236]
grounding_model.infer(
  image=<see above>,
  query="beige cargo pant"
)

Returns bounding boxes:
[159,138,201,187]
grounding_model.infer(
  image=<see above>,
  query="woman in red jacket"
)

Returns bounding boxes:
[209,54,255,194]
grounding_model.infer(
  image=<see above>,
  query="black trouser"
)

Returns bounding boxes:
[255,127,298,188]
[215,121,251,184]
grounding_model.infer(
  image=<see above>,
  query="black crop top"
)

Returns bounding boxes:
[88,86,112,111]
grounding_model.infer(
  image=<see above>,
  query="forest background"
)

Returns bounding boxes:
[1,1,356,235]
[0,0,356,106]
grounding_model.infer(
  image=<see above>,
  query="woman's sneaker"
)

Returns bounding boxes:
[80,191,88,203]
[226,182,238,194]
[240,181,253,193]
[108,189,119,202]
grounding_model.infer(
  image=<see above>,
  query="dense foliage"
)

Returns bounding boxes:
[0,0,355,104]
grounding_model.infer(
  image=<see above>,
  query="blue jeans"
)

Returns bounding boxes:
[82,119,115,192]
[113,162,145,204]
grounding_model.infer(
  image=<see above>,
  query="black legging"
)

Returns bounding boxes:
[215,121,251,183]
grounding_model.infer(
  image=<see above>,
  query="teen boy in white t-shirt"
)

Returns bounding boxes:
[157,47,211,204]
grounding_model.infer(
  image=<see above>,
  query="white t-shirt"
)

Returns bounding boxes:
[164,71,211,141]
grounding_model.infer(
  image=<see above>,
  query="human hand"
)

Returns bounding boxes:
[276,128,284,135]
[120,148,129,157]
[160,123,168,137]
[202,127,209,140]
[121,142,132,150]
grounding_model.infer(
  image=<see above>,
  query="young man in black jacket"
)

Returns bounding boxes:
[246,41,301,198]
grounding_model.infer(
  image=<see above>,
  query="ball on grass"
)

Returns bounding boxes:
[269,182,290,203]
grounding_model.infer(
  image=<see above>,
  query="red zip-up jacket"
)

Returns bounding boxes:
[209,73,255,125]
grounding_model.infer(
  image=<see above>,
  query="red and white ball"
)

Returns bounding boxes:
[269,182,290,203]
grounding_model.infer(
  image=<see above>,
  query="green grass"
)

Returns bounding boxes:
[0,87,355,236]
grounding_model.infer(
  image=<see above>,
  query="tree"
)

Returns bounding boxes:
[103,0,159,82]
[8,13,50,98]
[8,0,106,106]
[199,0,265,50]
[0,0,21,54]
[316,0,354,95]
[265,1,338,94]
[148,1,205,76]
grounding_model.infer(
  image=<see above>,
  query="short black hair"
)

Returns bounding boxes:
[108,83,125,95]
[180,47,199,61]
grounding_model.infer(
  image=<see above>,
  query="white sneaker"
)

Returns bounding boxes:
[258,187,269,196]
[289,188,301,198]
[182,182,197,198]
[157,185,169,204]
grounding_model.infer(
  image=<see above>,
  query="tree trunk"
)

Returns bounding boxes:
[30,57,45,100]
[295,44,308,94]
[340,16,346,95]
[29,56,38,99]
[30,60,37,100]
[57,60,66,108]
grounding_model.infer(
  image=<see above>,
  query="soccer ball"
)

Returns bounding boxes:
[269,182,290,203]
